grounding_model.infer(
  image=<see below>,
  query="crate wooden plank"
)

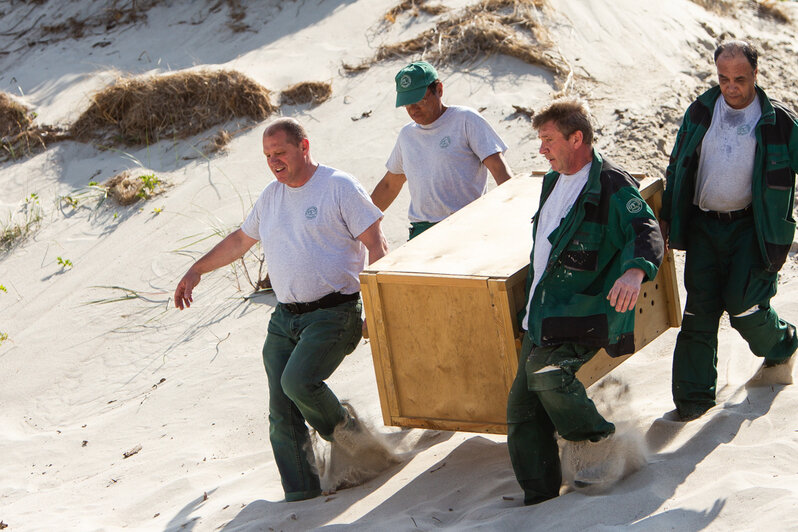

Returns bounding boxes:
[367,176,539,278]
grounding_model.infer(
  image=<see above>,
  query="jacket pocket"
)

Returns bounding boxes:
[561,232,601,272]
[765,157,794,191]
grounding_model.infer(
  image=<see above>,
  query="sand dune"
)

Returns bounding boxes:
[1,0,797,530]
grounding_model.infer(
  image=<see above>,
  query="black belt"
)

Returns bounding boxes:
[698,205,752,222]
[281,291,359,314]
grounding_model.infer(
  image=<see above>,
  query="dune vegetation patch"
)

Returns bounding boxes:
[40,0,163,40]
[280,81,333,106]
[384,0,449,22]
[345,0,567,84]
[1,92,67,162]
[70,70,276,146]
[1,193,43,253]
[755,0,791,23]
[689,0,790,22]
[103,170,165,206]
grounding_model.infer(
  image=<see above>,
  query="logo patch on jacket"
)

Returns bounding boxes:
[626,198,643,214]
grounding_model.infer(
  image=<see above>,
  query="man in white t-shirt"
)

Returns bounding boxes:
[371,61,514,239]
[174,118,389,502]
[662,40,798,422]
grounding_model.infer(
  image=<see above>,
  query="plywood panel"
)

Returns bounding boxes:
[366,176,538,278]
[377,279,509,425]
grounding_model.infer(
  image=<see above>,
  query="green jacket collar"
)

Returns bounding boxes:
[696,84,775,126]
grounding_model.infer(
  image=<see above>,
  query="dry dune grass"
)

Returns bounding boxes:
[280,81,333,106]
[0,92,31,138]
[346,0,566,80]
[690,0,790,22]
[40,0,163,39]
[70,70,276,146]
[384,0,449,22]
[756,0,791,23]
[1,92,66,161]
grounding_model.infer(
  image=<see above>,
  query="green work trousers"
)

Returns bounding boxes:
[507,334,615,505]
[408,221,437,240]
[672,212,797,418]
[262,299,362,502]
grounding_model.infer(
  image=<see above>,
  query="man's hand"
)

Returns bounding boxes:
[659,220,670,254]
[175,268,201,310]
[607,268,645,313]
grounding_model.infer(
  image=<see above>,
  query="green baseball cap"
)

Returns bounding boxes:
[394,61,438,107]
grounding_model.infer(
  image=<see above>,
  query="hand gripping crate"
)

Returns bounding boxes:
[360,175,680,434]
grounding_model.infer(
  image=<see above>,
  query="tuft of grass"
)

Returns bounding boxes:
[345,0,566,82]
[756,0,790,23]
[70,70,276,146]
[280,81,333,106]
[0,331,8,346]
[203,129,232,156]
[1,91,67,162]
[385,0,449,23]
[1,193,43,252]
[56,256,73,269]
[0,284,7,292]
[103,170,165,205]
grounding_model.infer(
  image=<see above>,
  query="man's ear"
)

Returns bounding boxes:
[301,138,310,154]
[570,129,583,148]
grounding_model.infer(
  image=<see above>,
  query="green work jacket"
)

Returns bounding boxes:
[661,85,798,272]
[521,150,664,357]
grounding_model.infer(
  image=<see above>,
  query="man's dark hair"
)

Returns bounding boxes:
[532,98,594,146]
[264,117,308,146]
[714,40,758,70]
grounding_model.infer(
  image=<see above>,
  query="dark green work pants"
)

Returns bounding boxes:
[408,221,437,240]
[262,299,362,501]
[672,211,797,419]
[507,334,615,505]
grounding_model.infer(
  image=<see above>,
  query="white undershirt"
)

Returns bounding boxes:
[694,95,760,212]
[522,162,591,330]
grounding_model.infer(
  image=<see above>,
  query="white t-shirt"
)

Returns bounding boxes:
[694,95,761,212]
[386,105,508,223]
[241,165,383,304]
[522,162,591,331]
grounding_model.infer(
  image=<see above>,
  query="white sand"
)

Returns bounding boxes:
[2,1,797,530]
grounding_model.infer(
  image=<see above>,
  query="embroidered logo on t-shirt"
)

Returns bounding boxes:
[439,136,451,148]
[626,198,643,214]
[305,206,318,220]
[399,75,412,89]
[737,124,751,136]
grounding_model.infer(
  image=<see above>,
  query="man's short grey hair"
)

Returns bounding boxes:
[264,117,308,146]
[532,98,594,146]
[714,40,758,70]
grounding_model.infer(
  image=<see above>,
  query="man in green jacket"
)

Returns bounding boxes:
[661,40,798,422]
[507,99,663,505]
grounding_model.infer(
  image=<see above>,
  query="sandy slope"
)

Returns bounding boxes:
[1,0,797,530]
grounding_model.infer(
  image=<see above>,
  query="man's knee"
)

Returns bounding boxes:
[280,370,316,402]
[527,365,572,392]
[680,312,722,334]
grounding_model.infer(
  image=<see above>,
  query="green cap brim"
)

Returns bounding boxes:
[395,85,428,107]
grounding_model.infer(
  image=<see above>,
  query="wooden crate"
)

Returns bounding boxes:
[360,175,680,434]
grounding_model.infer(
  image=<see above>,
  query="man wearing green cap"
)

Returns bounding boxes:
[371,61,514,239]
